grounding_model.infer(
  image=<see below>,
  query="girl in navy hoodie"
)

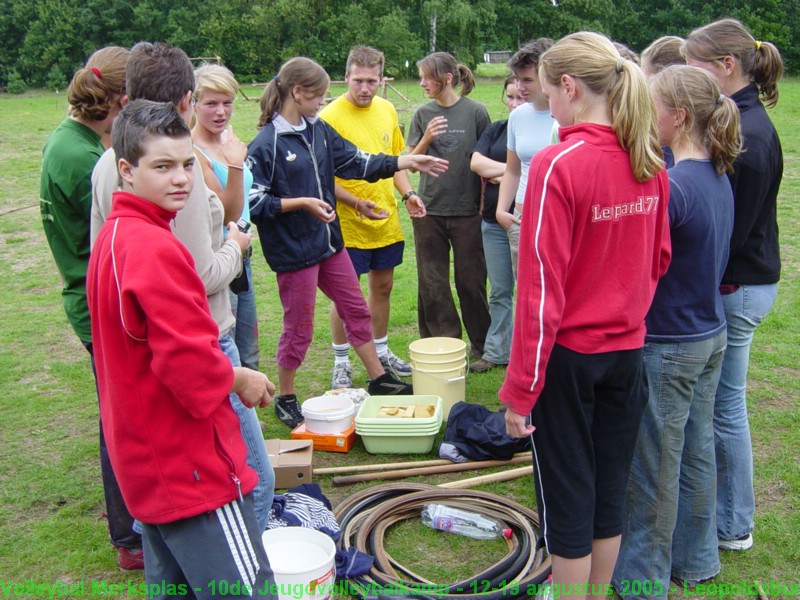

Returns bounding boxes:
[247,57,447,428]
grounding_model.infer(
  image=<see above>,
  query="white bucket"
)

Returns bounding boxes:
[261,527,336,600]
[301,395,354,434]
[410,360,466,421]
[408,337,467,363]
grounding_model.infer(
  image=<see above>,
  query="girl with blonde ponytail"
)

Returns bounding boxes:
[499,32,671,600]
[614,65,742,596]
[685,18,784,553]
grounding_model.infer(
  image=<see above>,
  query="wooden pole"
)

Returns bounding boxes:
[332,455,531,486]
[314,452,532,475]
[438,466,531,489]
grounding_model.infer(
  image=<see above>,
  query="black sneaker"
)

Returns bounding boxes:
[274,394,304,428]
[368,372,413,395]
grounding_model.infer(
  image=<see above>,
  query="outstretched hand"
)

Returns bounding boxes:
[402,155,449,177]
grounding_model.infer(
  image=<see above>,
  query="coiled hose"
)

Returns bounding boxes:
[334,483,551,599]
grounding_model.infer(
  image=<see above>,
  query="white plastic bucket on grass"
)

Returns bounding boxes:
[301,395,354,434]
[408,337,467,363]
[261,527,336,600]
[410,360,466,421]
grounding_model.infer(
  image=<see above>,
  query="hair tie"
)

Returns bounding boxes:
[615,57,625,73]
[755,40,762,51]
[272,75,280,87]
[90,67,102,79]
[717,94,725,106]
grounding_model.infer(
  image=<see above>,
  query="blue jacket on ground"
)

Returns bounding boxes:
[246,114,399,273]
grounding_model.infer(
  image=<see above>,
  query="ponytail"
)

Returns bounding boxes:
[258,79,283,127]
[257,57,330,128]
[67,46,129,122]
[753,41,783,108]
[457,64,475,96]
[685,18,783,108]
[540,32,663,182]
[417,52,475,97]
[650,65,742,176]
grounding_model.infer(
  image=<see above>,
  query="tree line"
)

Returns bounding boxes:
[2,0,798,92]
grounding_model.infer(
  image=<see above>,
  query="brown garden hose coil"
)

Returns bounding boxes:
[334,483,551,599]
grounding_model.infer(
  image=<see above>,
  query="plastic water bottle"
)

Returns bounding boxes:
[420,504,512,540]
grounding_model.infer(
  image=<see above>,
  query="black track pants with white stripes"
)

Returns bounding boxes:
[141,494,280,599]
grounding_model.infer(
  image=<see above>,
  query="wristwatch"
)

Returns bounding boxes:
[401,190,417,202]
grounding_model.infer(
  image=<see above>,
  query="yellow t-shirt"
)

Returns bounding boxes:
[320,95,404,249]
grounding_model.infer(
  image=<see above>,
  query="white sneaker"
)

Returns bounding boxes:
[331,362,353,389]
[379,350,412,377]
[718,533,753,551]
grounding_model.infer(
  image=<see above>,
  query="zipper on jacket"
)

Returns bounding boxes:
[303,127,335,254]
[213,426,244,502]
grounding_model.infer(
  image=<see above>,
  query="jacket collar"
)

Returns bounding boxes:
[730,82,760,112]
[108,190,176,230]
[271,113,319,135]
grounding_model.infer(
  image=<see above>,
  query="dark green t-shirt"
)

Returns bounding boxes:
[40,118,103,343]
[407,97,490,216]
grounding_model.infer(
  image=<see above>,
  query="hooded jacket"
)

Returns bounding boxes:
[87,191,256,524]
[246,114,399,272]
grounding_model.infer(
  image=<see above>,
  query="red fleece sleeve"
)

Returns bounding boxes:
[499,150,572,416]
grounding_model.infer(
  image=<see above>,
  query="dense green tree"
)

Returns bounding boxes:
[2,0,798,88]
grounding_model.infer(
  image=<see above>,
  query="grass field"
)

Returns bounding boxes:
[0,75,797,599]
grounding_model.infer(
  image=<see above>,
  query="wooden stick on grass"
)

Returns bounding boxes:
[331,455,532,486]
[314,452,532,475]
[438,466,532,489]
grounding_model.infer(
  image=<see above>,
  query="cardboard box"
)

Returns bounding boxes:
[265,439,313,489]
[290,422,358,453]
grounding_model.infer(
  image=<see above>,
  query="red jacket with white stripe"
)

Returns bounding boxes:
[499,124,671,416]
[87,191,256,524]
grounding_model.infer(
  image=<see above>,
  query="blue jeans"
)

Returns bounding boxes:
[219,334,274,530]
[480,220,513,364]
[715,283,777,541]
[614,332,726,596]
[229,258,260,371]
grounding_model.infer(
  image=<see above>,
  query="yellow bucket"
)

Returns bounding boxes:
[409,359,466,421]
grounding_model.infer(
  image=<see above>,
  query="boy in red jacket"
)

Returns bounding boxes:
[87,99,279,599]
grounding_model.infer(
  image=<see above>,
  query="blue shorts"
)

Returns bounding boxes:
[346,241,404,276]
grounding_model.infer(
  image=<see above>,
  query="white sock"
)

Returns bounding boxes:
[332,342,350,365]
[374,336,389,358]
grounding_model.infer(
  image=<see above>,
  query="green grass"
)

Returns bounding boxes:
[1,78,798,598]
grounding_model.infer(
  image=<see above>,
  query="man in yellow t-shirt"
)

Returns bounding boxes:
[320,45,426,389]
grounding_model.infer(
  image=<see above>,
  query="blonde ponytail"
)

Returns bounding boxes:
[650,65,742,175]
[539,32,663,182]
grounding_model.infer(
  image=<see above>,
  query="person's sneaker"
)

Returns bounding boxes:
[380,350,412,377]
[274,394,304,428]
[117,547,144,570]
[331,362,353,389]
[469,358,506,373]
[368,372,413,395]
[718,533,753,551]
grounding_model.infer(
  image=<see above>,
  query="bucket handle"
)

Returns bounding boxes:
[412,360,467,383]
